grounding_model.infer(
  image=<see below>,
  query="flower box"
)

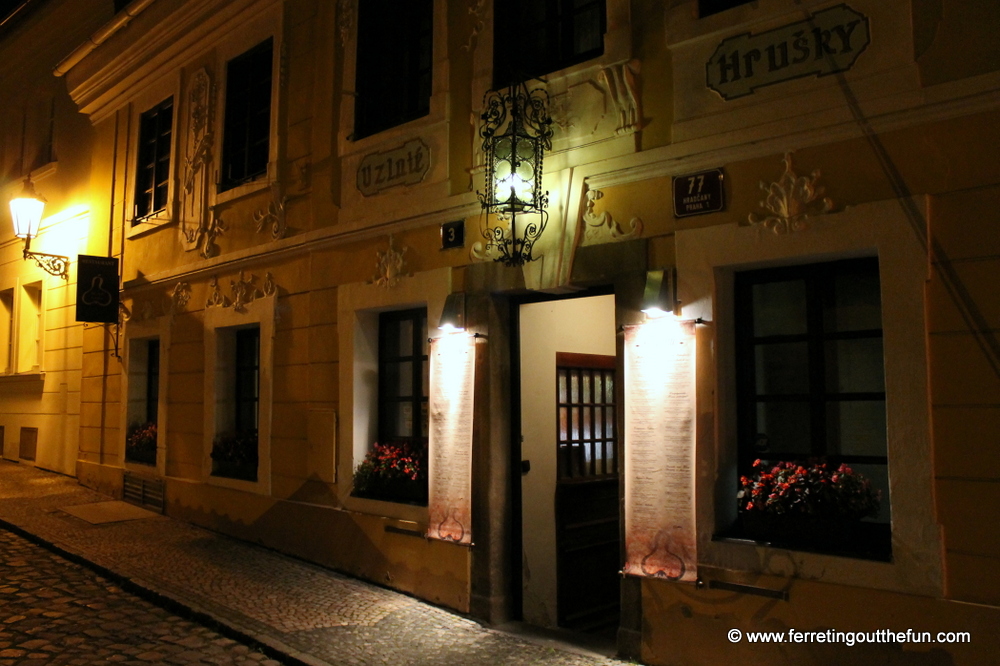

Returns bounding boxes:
[210,430,258,482]
[352,441,427,506]
[125,422,157,466]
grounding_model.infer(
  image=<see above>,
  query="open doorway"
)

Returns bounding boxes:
[515,292,620,637]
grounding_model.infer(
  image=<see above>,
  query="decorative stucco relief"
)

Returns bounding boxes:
[231,271,263,312]
[748,152,833,235]
[337,0,355,48]
[181,68,214,253]
[372,235,408,288]
[207,272,278,312]
[166,282,191,317]
[206,276,229,309]
[183,212,226,259]
[582,189,642,245]
[462,0,487,52]
[254,182,288,241]
[599,60,641,135]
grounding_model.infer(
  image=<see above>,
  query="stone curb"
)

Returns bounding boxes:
[0,515,333,666]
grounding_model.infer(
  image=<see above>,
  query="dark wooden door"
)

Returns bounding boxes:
[554,353,620,634]
[19,427,37,461]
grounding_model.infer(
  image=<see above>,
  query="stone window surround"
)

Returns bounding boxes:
[470,0,633,114]
[675,196,943,597]
[337,268,451,523]
[120,316,171,477]
[125,77,181,240]
[0,278,45,379]
[336,0,451,156]
[202,294,276,496]
[207,7,283,207]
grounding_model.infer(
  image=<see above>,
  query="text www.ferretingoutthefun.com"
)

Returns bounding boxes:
[727,628,971,646]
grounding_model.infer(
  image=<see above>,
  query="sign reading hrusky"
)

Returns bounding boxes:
[706,4,870,100]
[76,255,119,324]
[426,333,476,545]
[622,318,697,582]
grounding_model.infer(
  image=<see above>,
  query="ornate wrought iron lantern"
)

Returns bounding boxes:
[477,83,553,267]
[9,175,68,279]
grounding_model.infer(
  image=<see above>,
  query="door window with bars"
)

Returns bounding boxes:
[556,352,616,480]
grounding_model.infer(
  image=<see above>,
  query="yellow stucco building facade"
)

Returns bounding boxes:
[2,0,999,663]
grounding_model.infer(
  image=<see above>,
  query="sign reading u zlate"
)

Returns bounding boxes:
[357,138,430,197]
[706,4,870,101]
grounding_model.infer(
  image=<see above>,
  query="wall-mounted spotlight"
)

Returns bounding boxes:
[641,269,677,319]
[438,293,466,333]
[477,82,553,267]
[10,176,68,279]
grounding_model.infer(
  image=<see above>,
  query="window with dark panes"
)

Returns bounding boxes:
[378,308,428,446]
[220,39,272,191]
[735,257,890,531]
[698,0,754,18]
[234,327,260,434]
[354,0,433,139]
[133,97,173,222]
[145,339,159,425]
[493,0,605,89]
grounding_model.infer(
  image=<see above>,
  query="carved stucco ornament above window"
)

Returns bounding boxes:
[205,276,229,309]
[371,235,409,289]
[748,152,833,235]
[598,60,641,136]
[206,272,278,311]
[337,0,355,48]
[183,212,226,259]
[254,182,288,241]
[166,282,191,318]
[582,188,642,245]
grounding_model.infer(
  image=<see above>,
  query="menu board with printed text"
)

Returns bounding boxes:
[622,318,698,581]
[426,333,476,545]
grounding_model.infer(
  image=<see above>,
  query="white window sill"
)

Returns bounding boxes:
[0,372,44,383]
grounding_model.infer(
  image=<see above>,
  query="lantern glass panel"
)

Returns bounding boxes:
[10,198,44,239]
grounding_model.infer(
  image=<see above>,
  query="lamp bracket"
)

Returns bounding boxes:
[24,248,69,279]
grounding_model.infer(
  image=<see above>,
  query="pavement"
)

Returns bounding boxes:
[0,461,633,666]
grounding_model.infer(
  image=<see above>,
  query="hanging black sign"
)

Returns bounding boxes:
[673,169,726,218]
[76,255,119,324]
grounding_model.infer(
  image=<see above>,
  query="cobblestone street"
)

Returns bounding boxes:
[0,528,281,665]
[0,462,632,666]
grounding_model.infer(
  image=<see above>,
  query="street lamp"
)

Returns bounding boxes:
[477,82,553,267]
[9,176,68,279]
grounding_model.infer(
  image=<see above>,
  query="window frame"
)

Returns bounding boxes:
[675,196,942,596]
[734,257,887,469]
[353,0,434,140]
[219,38,274,193]
[121,317,170,476]
[203,295,275,495]
[337,268,450,521]
[376,308,429,447]
[697,0,754,19]
[492,0,607,90]
[209,9,281,207]
[125,77,180,239]
[132,96,174,223]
